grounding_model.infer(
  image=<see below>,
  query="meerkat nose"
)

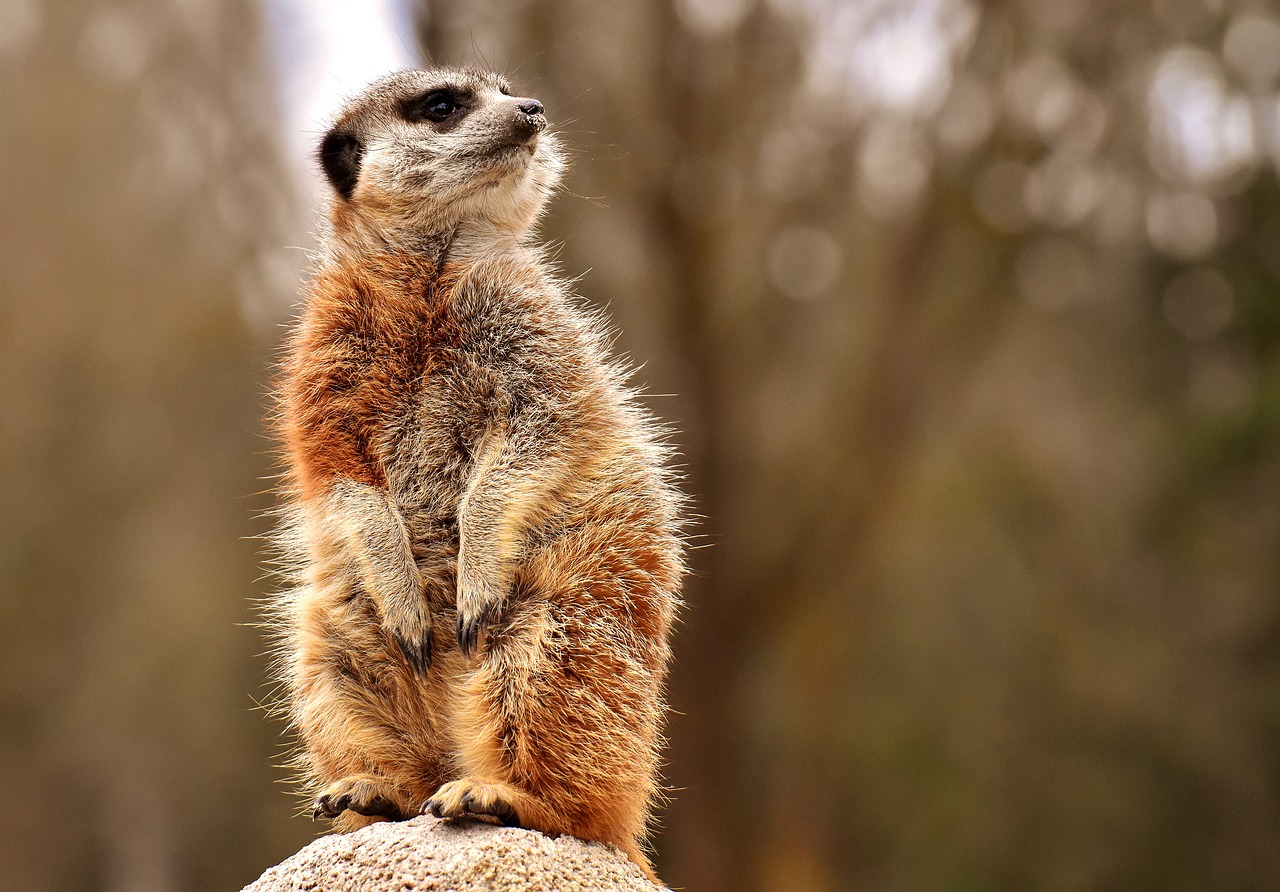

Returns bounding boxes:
[513,98,547,145]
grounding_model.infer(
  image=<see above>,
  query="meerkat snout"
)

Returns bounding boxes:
[511,97,547,149]
[515,98,546,128]
[516,98,546,131]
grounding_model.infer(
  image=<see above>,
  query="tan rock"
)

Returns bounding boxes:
[244,816,666,892]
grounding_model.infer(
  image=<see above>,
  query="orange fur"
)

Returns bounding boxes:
[268,68,684,883]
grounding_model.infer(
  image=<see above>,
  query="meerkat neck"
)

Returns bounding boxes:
[327,209,532,278]
[444,219,530,269]
[328,209,448,263]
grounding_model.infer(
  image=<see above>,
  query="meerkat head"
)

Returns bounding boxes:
[318,68,565,248]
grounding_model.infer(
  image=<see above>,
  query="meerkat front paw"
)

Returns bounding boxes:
[314,775,409,821]
[455,561,506,657]
[424,778,519,826]
[369,568,434,674]
[373,573,435,670]
[389,616,432,675]
[455,597,496,659]
[384,604,433,675]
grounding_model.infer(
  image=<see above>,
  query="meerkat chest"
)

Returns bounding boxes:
[381,289,543,502]
[294,266,565,506]
[381,349,499,505]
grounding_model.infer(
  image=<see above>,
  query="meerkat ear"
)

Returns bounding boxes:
[319,128,364,201]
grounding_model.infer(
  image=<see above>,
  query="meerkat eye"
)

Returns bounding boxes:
[426,97,457,120]
[401,90,467,124]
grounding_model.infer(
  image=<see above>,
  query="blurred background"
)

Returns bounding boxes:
[3,0,1279,889]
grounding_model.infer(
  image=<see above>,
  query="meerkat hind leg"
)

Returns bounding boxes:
[425,777,660,883]
[425,608,662,880]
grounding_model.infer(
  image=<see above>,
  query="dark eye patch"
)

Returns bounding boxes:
[399,88,472,124]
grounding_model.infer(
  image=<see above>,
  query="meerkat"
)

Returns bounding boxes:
[267,68,684,881]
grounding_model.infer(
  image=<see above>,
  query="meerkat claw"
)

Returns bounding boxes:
[312,792,348,820]
[456,608,492,658]
[462,790,518,825]
[393,631,432,674]
[424,779,519,825]
[315,777,408,820]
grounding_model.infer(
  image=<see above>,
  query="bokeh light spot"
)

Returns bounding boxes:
[1148,47,1255,185]
[675,0,753,36]
[1223,10,1280,89]
[79,8,150,84]
[858,118,931,218]
[767,226,842,301]
[804,0,977,118]
[1147,190,1218,259]
[934,75,996,156]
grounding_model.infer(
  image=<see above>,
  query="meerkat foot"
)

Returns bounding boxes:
[314,775,409,821]
[424,778,519,826]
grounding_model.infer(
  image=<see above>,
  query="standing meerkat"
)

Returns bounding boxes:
[268,67,685,881]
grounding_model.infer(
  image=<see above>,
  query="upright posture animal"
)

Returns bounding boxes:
[269,68,684,880]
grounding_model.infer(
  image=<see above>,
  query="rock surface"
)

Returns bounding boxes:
[243,815,666,891]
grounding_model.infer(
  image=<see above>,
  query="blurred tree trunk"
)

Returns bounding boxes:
[0,2,312,889]
[412,1,1280,890]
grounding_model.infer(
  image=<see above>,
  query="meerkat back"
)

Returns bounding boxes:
[267,67,685,882]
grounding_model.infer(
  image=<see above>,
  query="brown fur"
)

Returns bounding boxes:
[267,68,684,882]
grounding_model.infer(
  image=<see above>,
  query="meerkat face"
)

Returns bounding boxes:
[318,68,565,238]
